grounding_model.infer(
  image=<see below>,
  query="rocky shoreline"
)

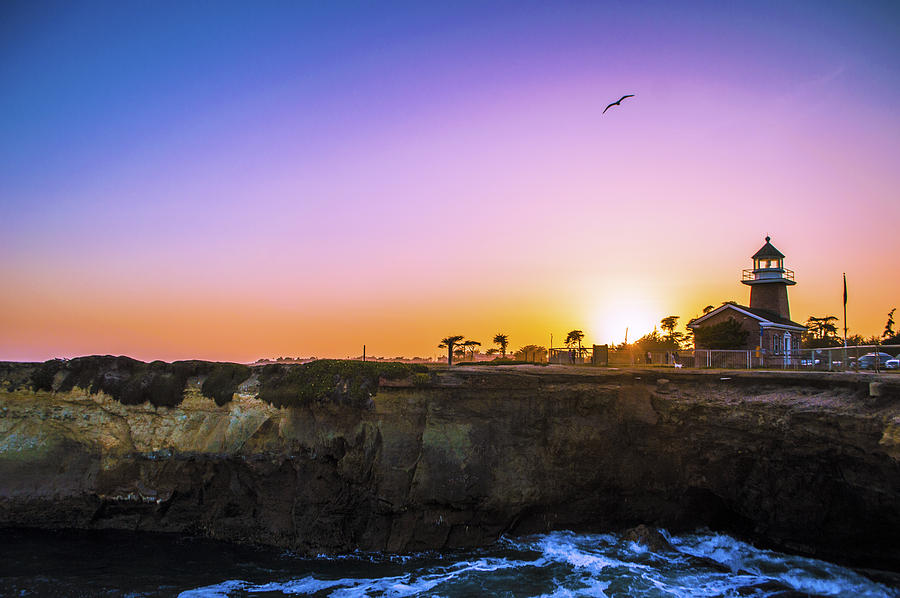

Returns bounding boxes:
[1,360,899,570]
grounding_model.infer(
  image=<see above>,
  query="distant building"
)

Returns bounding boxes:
[688,237,806,364]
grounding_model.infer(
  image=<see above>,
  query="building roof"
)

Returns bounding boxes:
[751,236,785,260]
[687,302,806,331]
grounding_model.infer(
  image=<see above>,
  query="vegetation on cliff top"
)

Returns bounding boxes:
[257,359,427,409]
[27,356,250,407]
[200,363,252,406]
[19,357,427,409]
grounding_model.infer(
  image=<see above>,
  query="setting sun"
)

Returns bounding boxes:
[590,295,664,346]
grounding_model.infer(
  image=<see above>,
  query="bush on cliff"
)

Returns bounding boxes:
[201,363,252,406]
[26,356,250,408]
[29,359,65,391]
[258,359,426,409]
[0,361,43,392]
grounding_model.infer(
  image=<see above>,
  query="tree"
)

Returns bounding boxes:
[804,315,840,348]
[659,316,684,348]
[635,328,667,352]
[514,345,547,362]
[660,316,678,334]
[693,318,749,349]
[821,317,838,339]
[492,333,509,358]
[883,308,896,340]
[635,326,682,353]
[846,334,865,347]
[461,339,482,360]
[702,305,715,315]
[438,335,465,366]
[565,330,585,350]
[683,326,695,349]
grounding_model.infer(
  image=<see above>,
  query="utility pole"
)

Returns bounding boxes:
[363,345,366,362]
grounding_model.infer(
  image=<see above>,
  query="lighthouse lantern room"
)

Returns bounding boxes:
[741,236,796,321]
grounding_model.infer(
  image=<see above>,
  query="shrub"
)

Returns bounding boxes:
[30,359,65,391]
[29,355,210,407]
[201,363,252,406]
[258,359,426,409]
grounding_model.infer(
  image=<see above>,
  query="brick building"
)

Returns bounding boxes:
[688,237,806,364]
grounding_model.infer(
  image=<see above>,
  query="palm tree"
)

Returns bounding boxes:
[438,335,465,366]
[461,339,482,360]
[492,333,509,358]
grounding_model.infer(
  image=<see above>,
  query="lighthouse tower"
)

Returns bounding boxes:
[741,236,795,320]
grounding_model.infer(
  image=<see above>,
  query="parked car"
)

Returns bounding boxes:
[857,352,894,370]
[887,354,900,370]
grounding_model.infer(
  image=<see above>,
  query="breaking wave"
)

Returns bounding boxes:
[178,530,899,598]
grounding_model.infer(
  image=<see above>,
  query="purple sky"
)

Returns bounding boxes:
[2,1,899,361]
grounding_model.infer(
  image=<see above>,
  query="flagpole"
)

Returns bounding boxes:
[842,273,848,372]
[843,273,848,347]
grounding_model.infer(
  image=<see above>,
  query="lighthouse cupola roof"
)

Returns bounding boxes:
[751,236,785,260]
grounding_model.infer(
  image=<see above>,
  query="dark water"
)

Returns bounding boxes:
[1,528,898,597]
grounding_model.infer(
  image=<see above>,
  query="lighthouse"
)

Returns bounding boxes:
[741,236,795,321]
[688,236,806,366]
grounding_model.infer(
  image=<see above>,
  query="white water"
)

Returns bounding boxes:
[178,530,899,598]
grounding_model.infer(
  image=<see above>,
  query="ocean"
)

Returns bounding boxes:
[1,527,897,597]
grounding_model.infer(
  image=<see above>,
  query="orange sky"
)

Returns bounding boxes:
[2,2,898,362]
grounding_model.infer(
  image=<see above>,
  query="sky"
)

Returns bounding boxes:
[2,1,899,362]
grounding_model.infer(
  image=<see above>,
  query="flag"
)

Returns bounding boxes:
[843,273,847,307]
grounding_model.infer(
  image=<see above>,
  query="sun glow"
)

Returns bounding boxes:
[590,296,663,346]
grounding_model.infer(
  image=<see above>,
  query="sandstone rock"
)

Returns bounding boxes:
[1,366,899,571]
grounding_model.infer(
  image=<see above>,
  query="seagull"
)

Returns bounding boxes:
[603,94,635,114]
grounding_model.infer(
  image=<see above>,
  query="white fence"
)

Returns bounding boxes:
[654,345,900,371]
[550,345,900,371]
[795,344,900,372]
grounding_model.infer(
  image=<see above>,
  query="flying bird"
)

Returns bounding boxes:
[603,94,635,114]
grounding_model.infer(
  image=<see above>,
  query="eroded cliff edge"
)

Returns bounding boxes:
[2,363,900,570]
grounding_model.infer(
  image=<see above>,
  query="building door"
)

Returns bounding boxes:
[783,333,791,367]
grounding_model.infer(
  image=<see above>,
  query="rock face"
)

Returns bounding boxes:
[1,365,900,570]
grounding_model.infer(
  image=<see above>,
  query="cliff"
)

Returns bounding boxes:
[2,360,900,570]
